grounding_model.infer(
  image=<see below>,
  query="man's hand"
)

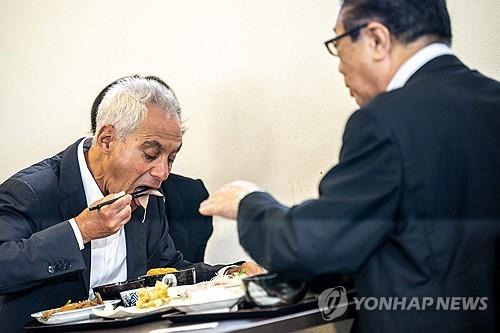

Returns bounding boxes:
[199,180,260,219]
[225,262,265,276]
[74,192,132,243]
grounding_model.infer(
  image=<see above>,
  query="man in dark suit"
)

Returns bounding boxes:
[90,75,213,263]
[161,175,213,262]
[0,76,261,332]
[200,1,500,332]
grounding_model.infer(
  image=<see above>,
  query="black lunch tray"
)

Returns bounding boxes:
[25,298,319,332]
[164,287,357,324]
[25,288,356,331]
[163,297,320,323]
[24,306,176,332]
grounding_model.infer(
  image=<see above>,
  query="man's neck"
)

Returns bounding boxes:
[387,36,442,86]
[86,145,108,195]
[384,38,452,93]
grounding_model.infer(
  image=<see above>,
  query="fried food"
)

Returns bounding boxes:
[40,293,103,321]
[136,281,170,309]
[146,267,178,276]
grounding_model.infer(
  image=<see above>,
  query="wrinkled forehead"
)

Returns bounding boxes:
[134,107,182,140]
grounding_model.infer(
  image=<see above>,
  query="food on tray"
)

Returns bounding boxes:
[167,274,245,302]
[146,267,178,276]
[208,273,246,286]
[136,281,170,309]
[40,293,103,320]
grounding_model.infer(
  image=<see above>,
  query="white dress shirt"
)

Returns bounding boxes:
[68,138,127,297]
[386,43,452,92]
[68,138,236,292]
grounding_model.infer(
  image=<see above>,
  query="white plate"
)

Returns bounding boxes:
[92,302,172,319]
[169,295,243,314]
[31,300,120,325]
[167,287,245,313]
[93,286,245,318]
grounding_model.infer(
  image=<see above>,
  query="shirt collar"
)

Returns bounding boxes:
[386,43,452,92]
[77,138,105,205]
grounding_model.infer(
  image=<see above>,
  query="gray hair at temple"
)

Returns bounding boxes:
[94,76,181,142]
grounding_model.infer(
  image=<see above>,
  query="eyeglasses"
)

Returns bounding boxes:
[324,23,369,57]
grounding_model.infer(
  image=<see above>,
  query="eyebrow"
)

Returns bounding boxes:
[141,140,183,153]
[141,140,163,151]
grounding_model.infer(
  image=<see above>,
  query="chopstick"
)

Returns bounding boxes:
[89,188,151,211]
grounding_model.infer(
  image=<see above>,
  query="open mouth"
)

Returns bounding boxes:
[131,185,154,194]
[131,186,163,209]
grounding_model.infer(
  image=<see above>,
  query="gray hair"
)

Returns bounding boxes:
[94,76,181,142]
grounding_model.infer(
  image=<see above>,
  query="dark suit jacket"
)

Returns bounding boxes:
[237,55,500,332]
[163,174,213,263]
[0,139,222,332]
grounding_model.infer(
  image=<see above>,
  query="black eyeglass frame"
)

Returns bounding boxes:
[324,23,369,56]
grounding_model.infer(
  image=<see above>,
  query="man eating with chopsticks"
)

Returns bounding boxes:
[0,75,262,332]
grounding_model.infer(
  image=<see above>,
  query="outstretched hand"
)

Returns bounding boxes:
[199,180,261,220]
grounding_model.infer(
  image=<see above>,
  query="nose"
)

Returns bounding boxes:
[338,59,344,75]
[150,157,170,182]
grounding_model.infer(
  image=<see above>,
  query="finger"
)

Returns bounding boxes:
[199,202,214,216]
[98,191,126,203]
[90,191,127,211]
[114,204,132,225]
[105,194,132,212]
[114,194,132,207]
[95,196,129,220]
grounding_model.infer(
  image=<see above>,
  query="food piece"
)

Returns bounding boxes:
[134,189,163,223]
[134,188,163,209]
[136,281,170,309]
[136,190,162,208]
[146,267,178,276]
[166,274,245,302]
[40,294,103,321]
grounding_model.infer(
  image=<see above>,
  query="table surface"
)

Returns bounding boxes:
[26,301,354,333]
[71,305,349,333]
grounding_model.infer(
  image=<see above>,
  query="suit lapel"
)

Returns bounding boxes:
[57,138,92,293]
[125,208,147,279]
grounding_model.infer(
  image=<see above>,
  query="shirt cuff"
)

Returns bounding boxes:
[68,218,85,250]
[217,265,238,276]
[231,180,262,202]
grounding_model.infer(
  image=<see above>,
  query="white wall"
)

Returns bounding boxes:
[1,0,499,264]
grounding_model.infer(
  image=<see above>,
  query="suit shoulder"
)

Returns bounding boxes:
[0,154,63,215]
[2,153,62,192]
[366,84,421,113]
[163,174,208,197]
[166,174,206,189]
[167,173,202,183]
[366,57,500,119]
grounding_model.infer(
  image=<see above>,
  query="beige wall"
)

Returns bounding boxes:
[1,0,499,264]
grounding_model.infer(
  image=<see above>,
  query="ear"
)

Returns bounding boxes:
[365,22,392,61]
[95,125,117,155]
